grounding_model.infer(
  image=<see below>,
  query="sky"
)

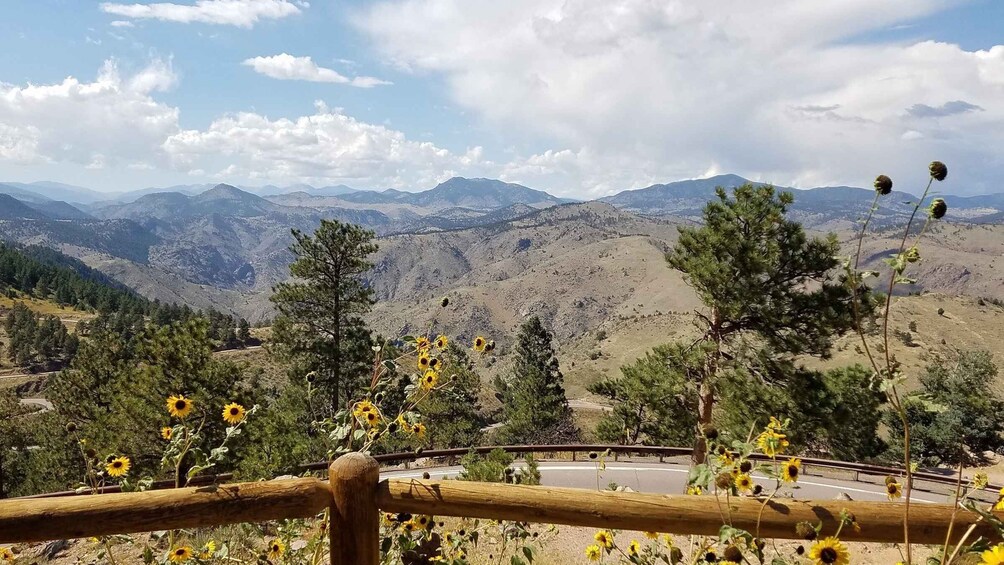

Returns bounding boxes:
[0,0,1002,198]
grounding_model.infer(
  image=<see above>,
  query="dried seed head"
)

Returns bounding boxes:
[440,297,450,307]
[873,175,893,195]
[702,424,719,440]
[739,460,753,473]
[929,161,948,181]
[715,472,733,489]
[795,521,818,540]
[723,545,742,562]
[930,198,948,219]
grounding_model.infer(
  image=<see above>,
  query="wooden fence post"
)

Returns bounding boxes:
[330,453,380,565]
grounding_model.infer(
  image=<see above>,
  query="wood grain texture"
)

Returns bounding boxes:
[330,453,381,565]
[0,479,331,544]
[377,479,1003,545]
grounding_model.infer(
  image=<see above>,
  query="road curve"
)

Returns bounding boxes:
[383,461,947,504]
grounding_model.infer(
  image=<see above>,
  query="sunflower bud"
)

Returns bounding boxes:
[65,422,78,433]
[873,175,893,195]
[795,521,818,540]
[715,472,733,489]
[930,198,947,219]
[929,161,948,181]
[422,472,431,480]
[305,371,316,383]
[905,247,920,263]
[85,448,97,459]
[669,547,684,564]
[753,484,763,495]
[440,297,450,307]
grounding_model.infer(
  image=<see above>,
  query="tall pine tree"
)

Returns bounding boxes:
[270,220,378,415]
[666,184,861,462]
[495,316,578,444]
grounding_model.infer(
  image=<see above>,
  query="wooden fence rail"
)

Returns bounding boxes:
[1,453,1001,564]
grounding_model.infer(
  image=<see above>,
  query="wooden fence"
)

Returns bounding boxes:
[1,453,1001,564]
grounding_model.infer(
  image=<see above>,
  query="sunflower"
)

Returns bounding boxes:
[980,544,1004,565]
[0,547,13,562]
[412,422,427,439]
[199,541,216,560]
[755,428,789,457]
[584,545,602,561]
[428,357,440,370]
[403,521,416,533]
[782,458,801,483]
[353,400,376,418]
[267,539,284,560]
[417,353,433,370]
[435,335,448,349]
[594,530,613,549]
[363,410,381,428]
[161,427,173,440]
[687,485,703,496]
[628,540,640,556]
[808,537,849,565]
[473,336,487,352]
[166,395,193,419]
[421,369,439,391]
[105,456,131,478]
[168,546,193,563]
[886,481,903,500]
[735,473,754,493]
[416,336,431,351]
[644,531,658,540]
[995,497,1004,511]
[221,402,246,425]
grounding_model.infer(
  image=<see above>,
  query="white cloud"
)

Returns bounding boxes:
[100,0,304,28]
[109,20,135,27]
[242,54,391,88]
[354,0,1004,195]
[163,101,484,187]
[0,59,180,169]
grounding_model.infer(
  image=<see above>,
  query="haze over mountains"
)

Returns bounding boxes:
[2,174,1003,342]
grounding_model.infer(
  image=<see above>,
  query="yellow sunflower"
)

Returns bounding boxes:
[412,422,427,439]
[980,543,1004,565]
[363,410,381,428]
[221,402,246,425]
[782,458,801,483]
[435,335,448,349]
[735,473,754,494]
[755,428,789,457]
[473,336,487,352]
[105,456,131,478]
[421,369,439,391]
[428,357,440,370]
[267,539,284,560]
[995,497,1004,511]
[584,545,601,561]
[198,541,216,560]
[168,546,193,563]
[808,537,849,565]
[887,481,903,500]
[0,547,13,562]
[416,336,431,351]
[594,530,613,549]
[687,485,703,496]
[161,427,173,440]
[628,540,640,555]
[644,531,658,539]
[166,395,193,419]
[353,400,376,418]
[418,354,431,370]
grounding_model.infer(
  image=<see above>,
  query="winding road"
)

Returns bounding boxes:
[382,460,953,504]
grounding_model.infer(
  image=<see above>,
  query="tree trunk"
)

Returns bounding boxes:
[692,381,714,465]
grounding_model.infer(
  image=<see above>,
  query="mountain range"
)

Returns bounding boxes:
[2,174,1003,329]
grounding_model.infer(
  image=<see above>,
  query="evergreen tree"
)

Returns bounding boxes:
[0,389,33,498]
[589,342,702,446]
[666,184,861,461]
[237,318,252,345]
[270,220,378,415]
[885,351,1004,466]
[494,316,578,444]
[419,343,484,448]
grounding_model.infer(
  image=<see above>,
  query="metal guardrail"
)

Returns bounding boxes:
[15,444,1001,500]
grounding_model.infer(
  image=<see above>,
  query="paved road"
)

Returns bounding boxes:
[383,461,948,504]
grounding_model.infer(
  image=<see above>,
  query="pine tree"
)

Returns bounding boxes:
[666,184,861,461]
[495,316,578,444]
[237,318,252,345]
[270,220,378,415]
[419,343,484,448]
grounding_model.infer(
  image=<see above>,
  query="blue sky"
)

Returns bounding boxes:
[0,1,1002,197]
